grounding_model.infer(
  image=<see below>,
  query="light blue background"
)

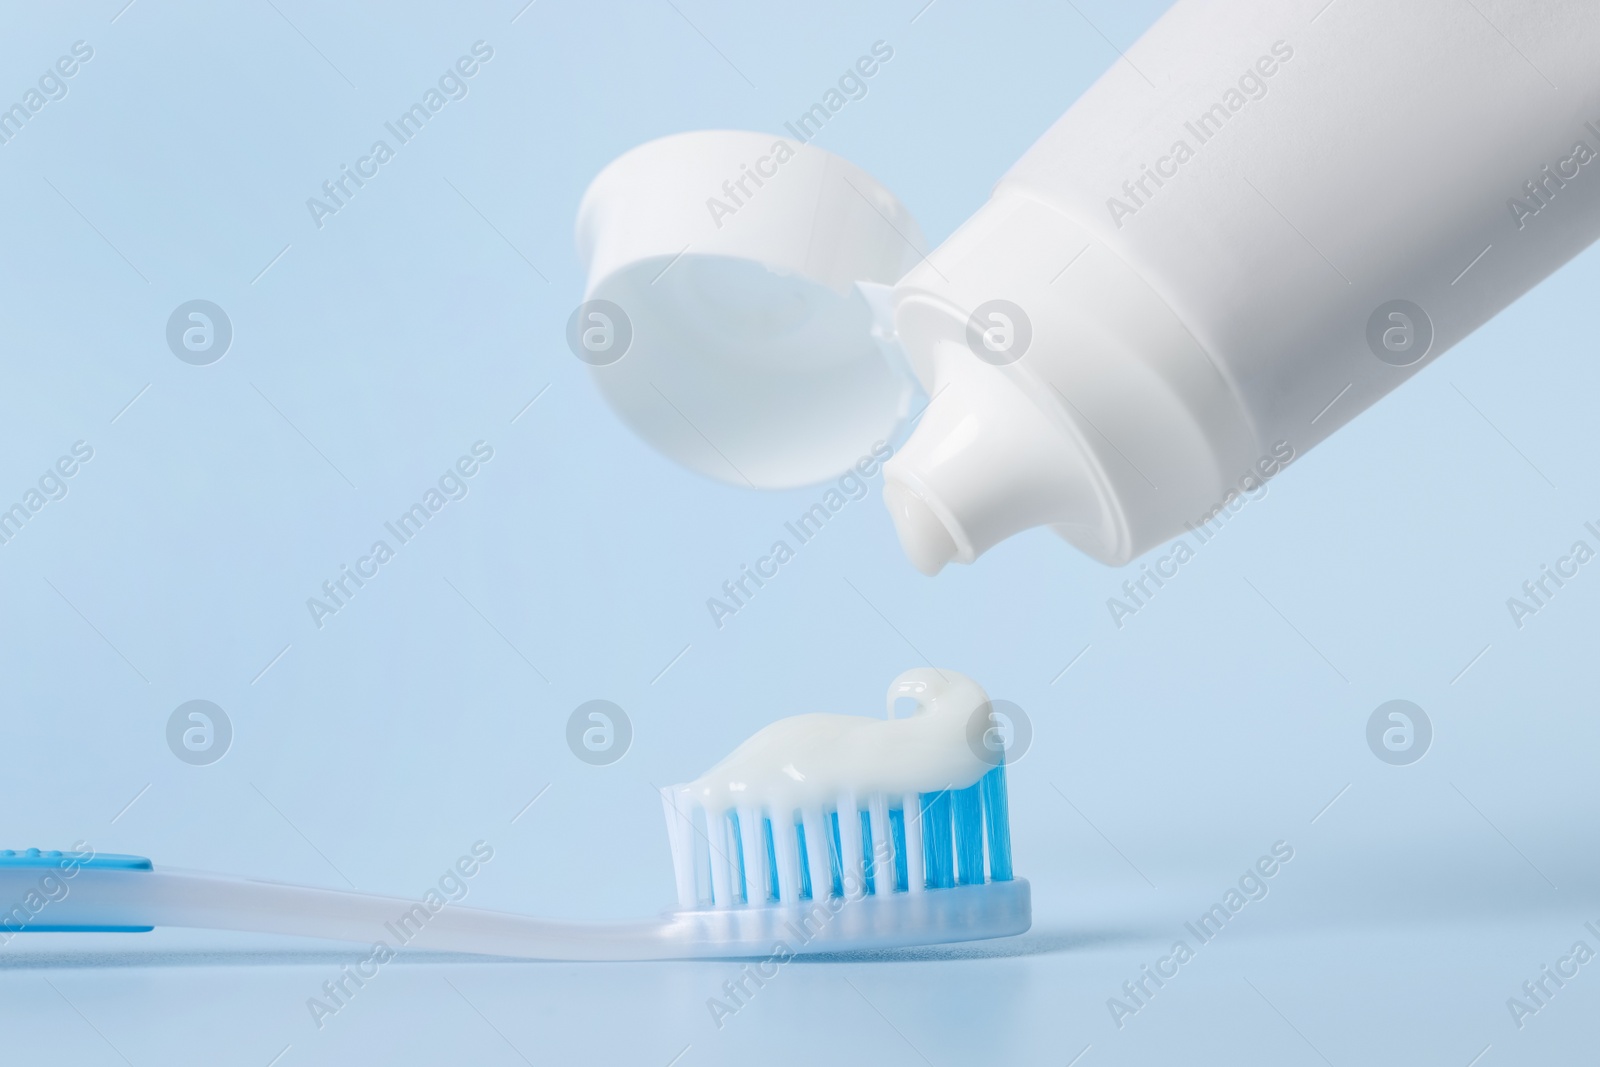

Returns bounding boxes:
[1,0,1597,1064]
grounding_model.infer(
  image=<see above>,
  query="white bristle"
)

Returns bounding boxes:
[737,805,766,904]
[868,794,894,894]
[801,808,832,901]
[901,792,925,893]
[772,815,801,903]
[836,792,864,898]
[708,810,735,907]
[691,806,712,905]
[660,787,698,910]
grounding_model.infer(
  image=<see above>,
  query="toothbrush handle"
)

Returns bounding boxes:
[0,863,1030,960]
[0,865,686,960]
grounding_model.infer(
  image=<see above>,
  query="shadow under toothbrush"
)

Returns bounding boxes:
[0,926,1158,971]
[789,925,1157,962]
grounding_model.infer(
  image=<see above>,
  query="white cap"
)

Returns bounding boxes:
[574,130,924,489]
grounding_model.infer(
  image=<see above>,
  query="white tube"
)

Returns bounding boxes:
[884,0,1600,569]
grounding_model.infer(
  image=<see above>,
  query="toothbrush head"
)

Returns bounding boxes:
[659,668,1029,954]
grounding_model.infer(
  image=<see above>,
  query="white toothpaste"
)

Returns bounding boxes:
[682,668,991,814]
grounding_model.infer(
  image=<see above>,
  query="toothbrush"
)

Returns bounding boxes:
[0,669,1028,959]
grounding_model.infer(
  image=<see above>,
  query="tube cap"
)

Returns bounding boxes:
[574,131,925,489]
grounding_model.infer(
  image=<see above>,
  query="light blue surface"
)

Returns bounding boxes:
[1,0,1598,1063]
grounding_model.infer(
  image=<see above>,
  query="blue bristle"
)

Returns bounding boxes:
[888,808,909,892]
[981,764,1013,881]
[730,810,747,902]
[953,782,985,885]
[763,818,779,902]
[795,817,813,900]
[860,810,876,895]
[828,812,844,898]
[920,790,955,889]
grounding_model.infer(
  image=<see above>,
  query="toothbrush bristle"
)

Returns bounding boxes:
[661,763,1013,910]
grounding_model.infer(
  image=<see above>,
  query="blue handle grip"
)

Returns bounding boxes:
[0,848,153,933]
[0,848,152,870]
